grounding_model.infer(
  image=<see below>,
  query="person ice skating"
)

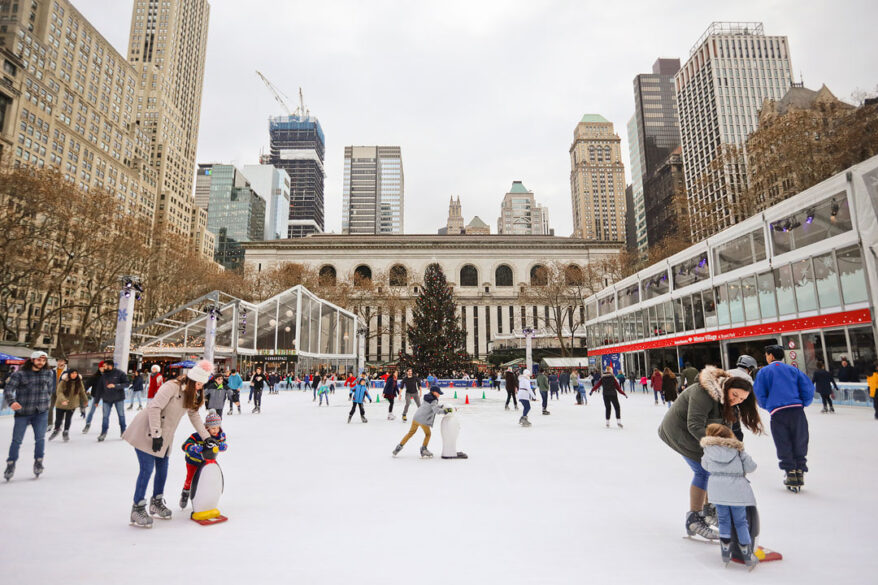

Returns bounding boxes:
[504,367,518,410]
[658,366,763,540]
[651,367,664,405]
[47,358,67,430]
[227,369,242,415]
[869,363,878,420]
[49,370,88,442]
[517,369,536,427]
[560,370,570,394]
[348,375,371,423]
[204,374,229,418]
[122,360,212,528]
[753,345,814,492]
[812,361,838,413]
[400,368,422,422]
[82,365,102,433]
[95,360,129,442]
[592,366,627,428]
[662,367,678,409]
[548,371,560,401]
[179,410,227,509]
[318,376,331,406]
[4,351,55,481]
[383,371,399,419]
[640,375,649,394]
[571,370,583,405]
[536,370,550,415]
[249,367,267,413]
[681,362,700,389]
[700,424,759,569]
[836,356,860,382]
[128,369,145,410]
[392,386,449,458]
[147,365,164,400]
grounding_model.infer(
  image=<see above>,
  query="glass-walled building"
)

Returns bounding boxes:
[584,155,878,380]
[205,164,266,270]
[134,286,357,375]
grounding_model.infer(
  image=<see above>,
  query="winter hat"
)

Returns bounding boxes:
[204,410,222,428]
[429,385,443,395]
[725,367,753,385]
[150,364,161,373]
[187,359,214,384]
[30,350,48,360]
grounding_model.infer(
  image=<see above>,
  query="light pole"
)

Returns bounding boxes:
[204,304,222,365]
[113,275,143,371]
[522,327,535,374]
[357,325,368,374]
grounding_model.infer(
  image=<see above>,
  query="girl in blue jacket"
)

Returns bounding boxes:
[347,376,371,423]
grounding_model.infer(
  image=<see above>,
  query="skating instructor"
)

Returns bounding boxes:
[658,366,762,541]
[123,360,211,528]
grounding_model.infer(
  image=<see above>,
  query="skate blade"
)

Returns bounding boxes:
[682,535,719,544]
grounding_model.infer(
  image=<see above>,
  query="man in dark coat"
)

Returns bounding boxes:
[837,357,859,382]
[95,359,129,442]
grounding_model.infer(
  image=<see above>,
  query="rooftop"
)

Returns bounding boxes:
[508,180,531,194]
[579,114,610,124]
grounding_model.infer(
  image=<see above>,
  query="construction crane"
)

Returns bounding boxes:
[256,70,309,118]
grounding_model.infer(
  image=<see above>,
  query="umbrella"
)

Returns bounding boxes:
[169,360,196,368]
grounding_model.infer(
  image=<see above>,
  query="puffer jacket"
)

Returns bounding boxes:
[413,392,446,427]
[753,361,814,415]
[662,374,678,402]
[55,376,89,410]
[658,366,732,462]
[351,381,371,404]
[701,435,757,507]
[96,368,129,404]
[517,375,536,401]
[204,382,229,411]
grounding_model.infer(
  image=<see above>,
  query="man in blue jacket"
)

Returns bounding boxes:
[753,345,814,492]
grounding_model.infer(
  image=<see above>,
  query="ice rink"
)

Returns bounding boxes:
[1,386,875,585]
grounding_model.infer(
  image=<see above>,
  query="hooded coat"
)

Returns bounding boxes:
[122,379,208,458]
[658,366,735,462]
[413,392,445,427]
[517,374,536,401]
[700,435,758,507]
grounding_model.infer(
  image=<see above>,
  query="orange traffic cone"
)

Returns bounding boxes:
[465,394,470,405]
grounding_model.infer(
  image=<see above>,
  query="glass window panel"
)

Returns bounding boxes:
[792,259,818,312]
[849,326,876,379]
[774,265,797,316]
[713,230,762,274]
[643,271,670,300]
[682,295,694,330]
[757,272,777,319]
[837,246,868,304]
[715,284,730,326]
[237,307,255,351]
[692,293,705,329]
[321,306,336,354]
[648,305,658,336]
[586,302,597,321]
[298,296,311,353]
[770,194,853,255]
[340,313,354,355]
[801,332,825,377]
[618,283,640,309]
[186,317,207,352]
[277,292,298,352]
[813,252,841,309]
[309,297,320,353]
[823,329,850,376]
[702,289,717,328]
[674,299,685,332]
[741,276,759,321]
[215,309,234,350]
[728,280,744,323]
[256,300,278,352]
[672,252,710,289]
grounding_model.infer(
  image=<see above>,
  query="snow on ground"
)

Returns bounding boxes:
[1,387,875,585]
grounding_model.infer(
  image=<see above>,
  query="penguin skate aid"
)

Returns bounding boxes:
[393,386,465,459]
[179,410,228,523]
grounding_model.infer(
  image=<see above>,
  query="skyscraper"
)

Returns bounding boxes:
[242,164,291,240]
[205,165,265,270]
[497,181,551,235]
[342,146,404,234]
[676,22,794,240]
[569,115,626,242]
[626,115,647,253]
[127,0,211,244]
[268,107,325,238]
[441,196,465,235]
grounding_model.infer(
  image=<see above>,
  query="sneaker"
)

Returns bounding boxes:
[3,460,14,481]
[149,495,173,519]
[179,489,190,509]
[686,510,719,540]
[97,433,107,442]
[33,458,44,477]
[130,500,153,528]
[392,444,403,457]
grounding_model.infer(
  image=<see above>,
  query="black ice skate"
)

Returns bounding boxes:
[62,430,70,442]
[4,460,15,481]
[685,510,719,540]
[97,433,106,442]
[48,428,60,441]
[542,409,550,415]
[33,458,44,478]
[180,489,190,509]
[721,540,732,566]
[360,415,368,423]
[130,500,153,528]
[149,495,173,519]
[702,503,718,527]
[392,444,403,457]
[739,544,759,571]
[420,446,433,458]
[82,423,90,434]
[795,469,805,489]
[784,470,800,493]
[347,414,353,424]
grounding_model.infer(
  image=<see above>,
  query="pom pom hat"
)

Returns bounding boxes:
[205,410,222,428]
[187,359,214,384]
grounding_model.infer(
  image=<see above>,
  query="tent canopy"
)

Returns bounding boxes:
[540,357,591,369]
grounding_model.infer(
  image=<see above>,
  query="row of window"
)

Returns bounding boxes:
[317,263,586,288]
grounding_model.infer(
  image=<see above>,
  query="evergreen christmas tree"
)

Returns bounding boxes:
[398,263,470,377]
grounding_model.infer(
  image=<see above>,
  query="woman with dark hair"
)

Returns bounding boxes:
[123,360,212,528]
[49,370,88,441]
[662,367,679,408]
[812,361,838,414]
[658,366,763,540]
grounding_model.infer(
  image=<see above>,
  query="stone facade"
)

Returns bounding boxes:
[244,235,620,362]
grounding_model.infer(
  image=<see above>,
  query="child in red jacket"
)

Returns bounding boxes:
[179,410,227,509]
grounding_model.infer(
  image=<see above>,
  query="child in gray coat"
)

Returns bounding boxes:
[700,423,759,569]
[392,386,449,458]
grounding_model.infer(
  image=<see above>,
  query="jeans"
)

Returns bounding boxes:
[540,390,549,410]
[319,392,329,405]
[133,448,169,503]
[403,393,421,417]
[578,385,587,404]
[683,456,710,490]
[716,504,751,545]
[101,400,127,434]
[7,411,48,462]
[521,399,531,417]
[86,398,101,424]
[54,408,74,431]
[349,402,365,417]
[130,391,143,407]
[654,388,664,403]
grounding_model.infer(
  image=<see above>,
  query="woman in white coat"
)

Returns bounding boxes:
[517,369,537,427]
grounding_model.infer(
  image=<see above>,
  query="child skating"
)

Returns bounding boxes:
[317,376,330,406]
[700,424,759,570]
[392,386,449,458]
[179,410,228,509]
[348,375,371,423]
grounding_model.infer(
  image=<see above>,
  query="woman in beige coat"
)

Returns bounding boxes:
[123,359,212,528]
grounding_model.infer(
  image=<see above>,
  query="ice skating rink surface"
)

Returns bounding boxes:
[1,388,875,585]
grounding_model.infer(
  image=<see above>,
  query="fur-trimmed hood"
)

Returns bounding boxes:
[697,366,753,404]
[700,435,745,451]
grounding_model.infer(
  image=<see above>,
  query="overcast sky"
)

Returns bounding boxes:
[76,0,877,237]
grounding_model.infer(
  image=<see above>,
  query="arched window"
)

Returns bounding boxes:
[564,264,584,286]
[389,264,408,287]
[495,265,513,287]
[459,264,478,287]
[354,265,372,287]
[530,264,548,286]
[318,265,336,286]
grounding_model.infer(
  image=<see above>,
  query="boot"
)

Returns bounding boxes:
[97,433,106,442]
[392,444,403,457]
[33,458,44,478]
[4,460,15,481]
[149,495,173,519]
[48,428,60,441]
[685,510,719,540]
[62,431,70,442]
[740,543,759,571]
[82,423,90,434]
[130,500,153,528]
[179,489,190,509]
[720,539,732,566]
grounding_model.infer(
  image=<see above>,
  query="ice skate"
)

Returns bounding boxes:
[82,423,90,434]
[97,433,106,442]
[402,415,407,422]
[720,540,732,566]
[127,403,133,411]
[252,406,258,413]
[542,409,550,415]
[149,495,173,519]
[420,446,433,458]
[392,444,403,457]
[33,458,44,478]
[48,428,60,441]
[137,404,143,410]
[130,500,153,528]
[505,405,510,410]
[616,420,623,429]
[685,510,719,540]
[795,469,805,488]
[821,408,828,413]
[4,460,15,481]
[702,503,718,527]
[519,416,532,427]
[360,415,368,423]
[605,420,610,428]
[62,431,69,442]
[237,406,241,414]
[784,470,800,493]
[347,414,353,424]
[829,407,835,413]
[179,489,190,509]
[740,544,759,571]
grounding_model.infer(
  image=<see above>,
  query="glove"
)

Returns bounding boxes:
[151,437,163,453]
[444,407,453,413]
[203,438,218,450]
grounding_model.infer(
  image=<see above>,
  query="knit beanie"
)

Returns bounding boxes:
[205,410,222,428]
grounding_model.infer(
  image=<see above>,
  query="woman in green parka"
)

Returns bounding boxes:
[658,366,762,540]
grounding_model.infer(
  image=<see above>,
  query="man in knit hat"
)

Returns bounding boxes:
[4,351,55,480]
